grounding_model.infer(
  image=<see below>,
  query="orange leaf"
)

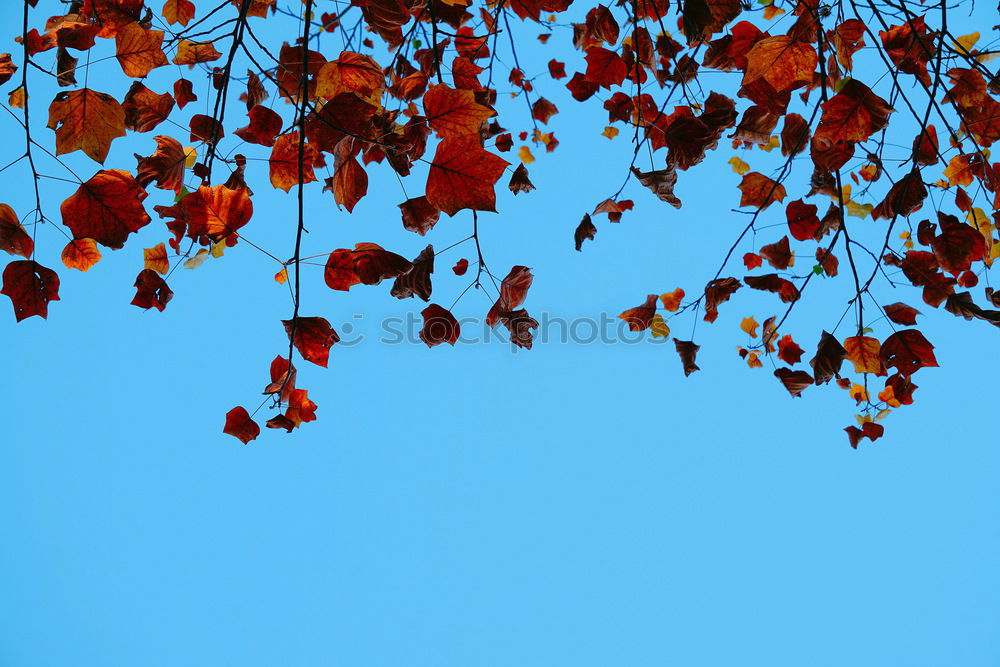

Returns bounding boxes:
[162,0,196,26]
[61,238,102,272]
[47,89,126,164]
[114,23,168,78]
[269,132,319,192]
[60,170,151,249]
[153,184,253,248]
[143,242,170,275]
[738,172,786,209]
[423,83,495,138]
[173,40,222,67]
[135,135,186,193]
[425,136,509,216]
[660,288,684,312]
[844,335,883,374]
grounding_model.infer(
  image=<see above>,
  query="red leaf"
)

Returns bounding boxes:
[131,269,172,311]
[1,260,59,322]
[704,276,741,322]
[0,204,34,259]
[618,294,658,331]
[883,302,920,325]
[60,170,151,249]
[419,303,461,347]
[399,196,440,235]
[452,258,469,275]
[323,243,412,291]
[774,368,813,396]
[425,136,510,216]
[391,245,434,301]
[879,329,938,376]
[777,334,804,365]
[486,265,533,327]
[283,316,340,367]
[234,106,283,147]
[785,199,820,241]
[223,406,260,444]
[743,274,800,303]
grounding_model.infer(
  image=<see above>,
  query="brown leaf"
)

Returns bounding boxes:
[1,260,59,321]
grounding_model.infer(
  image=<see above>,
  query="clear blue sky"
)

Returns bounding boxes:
[2,2,999,666]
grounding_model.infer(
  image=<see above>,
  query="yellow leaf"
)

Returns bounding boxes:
[659,288,684,312]
[846,200,873,219]
[875,409,891,422]
[728,156,750,175]
[953,32,979,52]
[517,145,535,164]
[650,314,670,339]
[976,51,999,64]
[854,413,873,426]
[210,239,226,258]
[602,126,619,139]
[275,267,289,284]
[183,146,198,168]
[143,242,169,275]
[183,248,210,269]
[758,136,780,152]
[741,316,759,337]
[849,383,869,403]
[763,5,785,19]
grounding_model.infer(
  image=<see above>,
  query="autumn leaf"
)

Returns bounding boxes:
[777,334,804,365]
[234,106,283,147]
[844,336,883,374]
[743,274,800,303]
[619,294,658,331]
[399,196,440,235]
[423,83,495,137]
[426,136,510,216]
[674,340,701,376]
[324,243,412,291]
[154,184,253,249]
[738,172,786,209]
[740,316,759,337]
[269,132,319,192]
[163,0,196,26]
[486,266,533,327]
[419,304,461,347]
[114,23,168,78]
[2,260,59,321]
[0,205,33,259]
[774,368,813,397]
[813,80,893,144]
[135,136,186,193]
[704,277,741,322]
[60,170,151,249]
[660,288,684,312]
[391,245,434,301]
[631,166,681,208]
[47,89,126,164]
[223,406,260,444]
[741,36,817,112]
[574,213,597,251]
[810,331,847,385]
[883,302,921,325]
[283,317,340,367]
[452,258,469,275]
[880,329,938,376]
[122,82,174,132]
[174,40,222,67]
[143,242,170,275]
[131,269,173,311]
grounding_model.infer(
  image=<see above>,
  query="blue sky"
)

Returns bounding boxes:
[2,2,999,665]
